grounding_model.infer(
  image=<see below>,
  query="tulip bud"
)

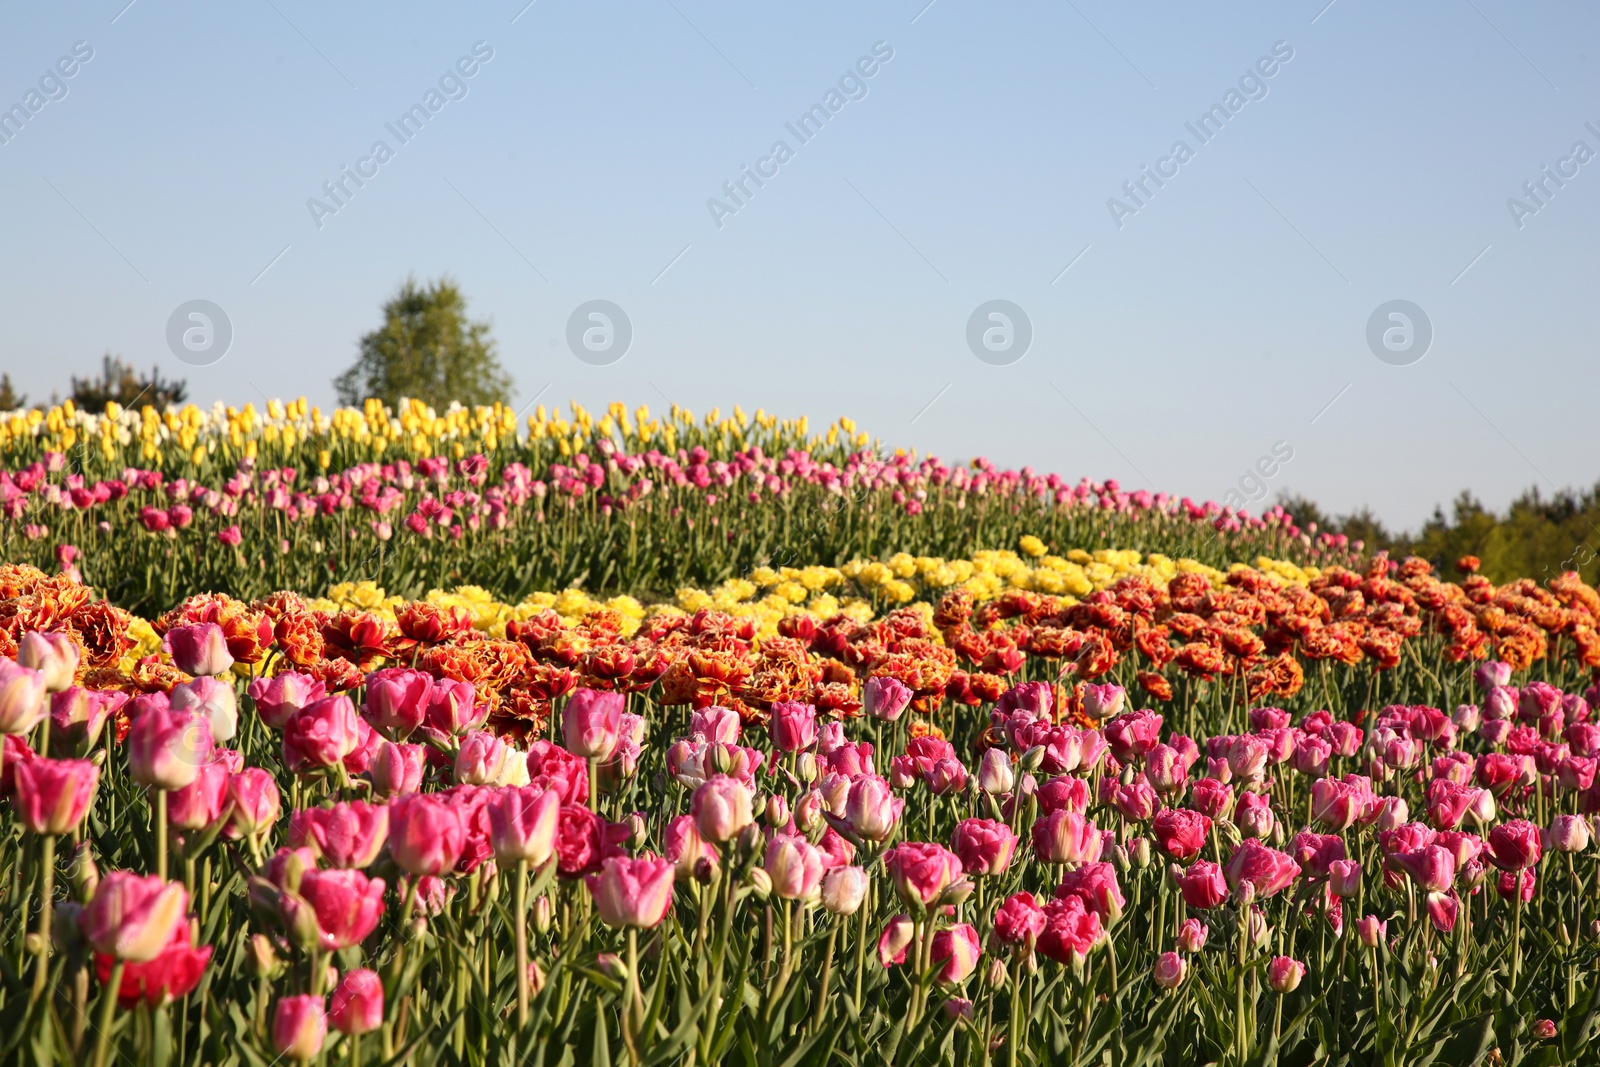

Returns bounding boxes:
[1532,1018,1558,1041]
[978,748,1014,794]
[70,841,99,901]
[528,959,547,995]
[596,953,629,982]
[747,867,773,899]
[249,933,282,978]
[1153,951,1187,990]
[1129,837,1152,869]
[1018,745,1046,773]
[533,893,553,935]
[940,879,975,907]
[795,751,819,784]
[1549,814,1591,853]
[272,995,327,1063]
[766,794,790,828]
[1267,956,1305,993]
[986,957,1008,986]
[1355,915,1386,948]
[1247,906,1271,948]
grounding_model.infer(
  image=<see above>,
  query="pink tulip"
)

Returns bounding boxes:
[1176,918,1208,952]
[1355,914,1386,947]
[248,672,327,731]
[1475,661,1512,690]
[1079,683,1126,722]
[11,756,98,834]
[862,676,911,721]
[1392,844,1456,893]
[585,855,675,928]
[424,679,484,738]
[168,676,238,744]
[1031,809,1103,865]
[360,668,432,739]
[163,623,233,677]
[1495,868,1536,903]
[1037,895,1104,964]
[1190,778,1234,820]
[1036,776,1090,816]
[691,775,754,843]
[1178,860,1229,909]
[992,891,1047,945]
[288,801,390,869]
[166,758,230,831]
[488,785,560,866]
[16,631,79,692]
[282,696,363,775]
[387,794,465,876]
[369,740,427,798]
[1153,951,1187,989]
[689,705,741,744]
[844,775,905,842]
[1145,744,1189,795]
[561,688,623,760]
[764,834,825,900]
[977,747,1014,794]
[79,872,189,962]
[1224,840,1301,899]
[271,995,327,1062]
[662,814,718,878]
[454,729,509,785]
[951,818,1018,876]
[50,687,126,750]
[1267,956,1305,993]
[884,841,963,907]
[1549,814,1591,853]
[1151,808,1210,862]
[930,923,981,982]
[127,705,212,790]
[1488,819,1543,871]
[1327,859,1362,897]
[0,660,49,735]
[1234,792,1274,840]
[1055,861,1125,923]
[225,768,281,839]
[1104,709,1163,762]
[290,868,386,949]
[330,968,384,1035]
[878,914,914,966]
[820,865,868,915]
[1427,889,1463,930]
[769,701,818,754]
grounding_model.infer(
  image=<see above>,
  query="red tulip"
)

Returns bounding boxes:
[387,794,465,876]
[93,921,211,1008]
[272,995,327,1062]
[1496,868,1536,903]
[163,623,233,677]
[561,688,624,760]
[80,872,189,962]
[10,756,98,834]
[585,855,675,928]
[330,968,384,1035]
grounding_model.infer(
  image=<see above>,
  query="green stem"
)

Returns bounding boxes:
[30,834,56,1006]
[515,859,530,1030]
[91,960,125,1067]
[155,790,168,882]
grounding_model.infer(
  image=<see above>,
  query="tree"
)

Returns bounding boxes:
[334,277,512,410]
[70,355,187,413]
[0,374,25,410]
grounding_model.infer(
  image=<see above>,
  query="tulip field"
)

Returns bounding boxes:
[1,399,1599,1066]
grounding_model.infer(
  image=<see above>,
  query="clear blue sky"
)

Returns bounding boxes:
[2,0,1596,531]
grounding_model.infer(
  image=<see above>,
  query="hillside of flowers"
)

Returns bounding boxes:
[2,396,1599,1065]
[0,398,1350,614]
